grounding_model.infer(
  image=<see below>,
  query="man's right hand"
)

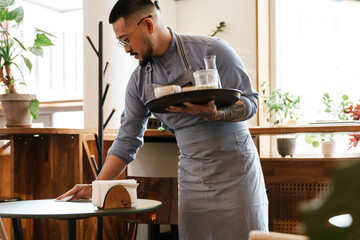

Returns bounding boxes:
[56,184,92,201]
[56,154,127,201]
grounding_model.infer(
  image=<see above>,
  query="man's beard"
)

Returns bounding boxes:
[139,38,153,67]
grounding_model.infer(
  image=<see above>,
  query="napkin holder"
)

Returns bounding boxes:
[98,185,131,209]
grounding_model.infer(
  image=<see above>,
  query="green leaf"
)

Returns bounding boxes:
[35,28,56,38]
[0,9,7,21]
[28,45,44,57]
[305,135,313,144]
[0,0,15,10]
[34,33,54,47]
[29,98,39,120]
[8,6,23,23]
[312,141,320,148]
[22,56,32,72]
[14,37,26,51]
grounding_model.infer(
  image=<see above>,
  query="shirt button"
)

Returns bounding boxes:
[167,71,171,75]
[161,58,165,63]
[242,74,246,78]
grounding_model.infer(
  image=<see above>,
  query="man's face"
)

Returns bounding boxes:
[112,17,153,66]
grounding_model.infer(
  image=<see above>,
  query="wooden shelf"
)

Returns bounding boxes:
[249,124,360,135]
[260,157,360,162]
[1,124,358,138]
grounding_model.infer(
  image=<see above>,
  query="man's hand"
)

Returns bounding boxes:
[166,99,247,122]
[56,184,92,201]
[56,155,127,202]
[167,100,217,121]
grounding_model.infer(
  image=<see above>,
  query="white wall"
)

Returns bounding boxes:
[83,0,138,129]
[83,0,178,130]
[175,0,257,78]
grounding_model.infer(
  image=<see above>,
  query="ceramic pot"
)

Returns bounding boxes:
[0,93,36,127]
[277,137,296,158]
[321,141,336,158]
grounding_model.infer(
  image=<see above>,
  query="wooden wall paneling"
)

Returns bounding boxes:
[0,140,12,197]
[13,134,43,239]
[11,133,83,239]
[0,137,13,239]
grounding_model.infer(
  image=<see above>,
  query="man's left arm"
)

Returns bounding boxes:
[167,99,246,122]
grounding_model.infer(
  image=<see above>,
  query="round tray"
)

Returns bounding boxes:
[145,88,242,113]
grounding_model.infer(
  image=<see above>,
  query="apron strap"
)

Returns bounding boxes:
[175,34,191,71]
[146,62,152,84]
[146,33,191,84]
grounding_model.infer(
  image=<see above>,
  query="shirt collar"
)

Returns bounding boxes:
[152,28,176,64]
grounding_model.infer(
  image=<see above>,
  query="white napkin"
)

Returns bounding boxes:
[92,179,138,208]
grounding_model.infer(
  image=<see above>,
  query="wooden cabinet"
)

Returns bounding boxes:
[250,125,360,234]
[0,128,126,240]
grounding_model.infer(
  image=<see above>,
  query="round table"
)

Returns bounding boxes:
[0,199,162,240]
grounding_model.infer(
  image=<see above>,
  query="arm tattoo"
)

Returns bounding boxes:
[200,102,247,122]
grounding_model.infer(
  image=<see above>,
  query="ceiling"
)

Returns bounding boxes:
[23,0,82,12]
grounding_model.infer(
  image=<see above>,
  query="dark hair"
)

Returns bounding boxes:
[109,0,160,24]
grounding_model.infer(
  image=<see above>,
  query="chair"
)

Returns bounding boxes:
[0,197,23,240]
[0,218,8,240]
[249,230,309,240]
[118,176,178,240]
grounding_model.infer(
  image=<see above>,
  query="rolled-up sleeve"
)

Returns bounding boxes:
[211,39,258,120]
[107,71,151,164]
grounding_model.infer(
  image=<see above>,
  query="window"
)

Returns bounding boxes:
[13,0,83,102]
[274,0,360,122]
[1,0,85,128]
[272,0,360,155]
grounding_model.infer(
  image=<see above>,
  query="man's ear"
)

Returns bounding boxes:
[143,18,154,34]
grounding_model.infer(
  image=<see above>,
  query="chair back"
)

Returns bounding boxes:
[0,218,9,240]
[119,176,178,225]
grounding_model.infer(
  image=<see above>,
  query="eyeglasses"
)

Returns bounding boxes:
[117,15,152,48]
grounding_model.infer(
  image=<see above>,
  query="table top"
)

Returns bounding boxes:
[0,199,162,220]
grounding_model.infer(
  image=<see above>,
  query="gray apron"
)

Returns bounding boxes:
[145,33,268,240]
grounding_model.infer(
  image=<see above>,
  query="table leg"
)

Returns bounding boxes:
[67,219,76,240]
[97,217,103,240]
[11,218,23,240]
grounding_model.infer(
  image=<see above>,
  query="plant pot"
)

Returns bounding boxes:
[321,141,336,158]
[277,137,296,158]
[0,93,36,128]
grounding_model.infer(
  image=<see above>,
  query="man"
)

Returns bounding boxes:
[57,0,268,239]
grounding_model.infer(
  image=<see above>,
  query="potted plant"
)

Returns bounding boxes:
[261,82,301,157]
[321,92,352,121]
[0,0,55,127]
[306,93,352,157]
[305,134,336,157]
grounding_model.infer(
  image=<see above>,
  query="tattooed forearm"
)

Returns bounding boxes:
[200,101,247,122]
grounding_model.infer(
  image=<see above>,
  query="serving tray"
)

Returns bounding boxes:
[146,88,242,113]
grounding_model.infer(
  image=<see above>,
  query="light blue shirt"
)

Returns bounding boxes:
[108,31,258,164]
